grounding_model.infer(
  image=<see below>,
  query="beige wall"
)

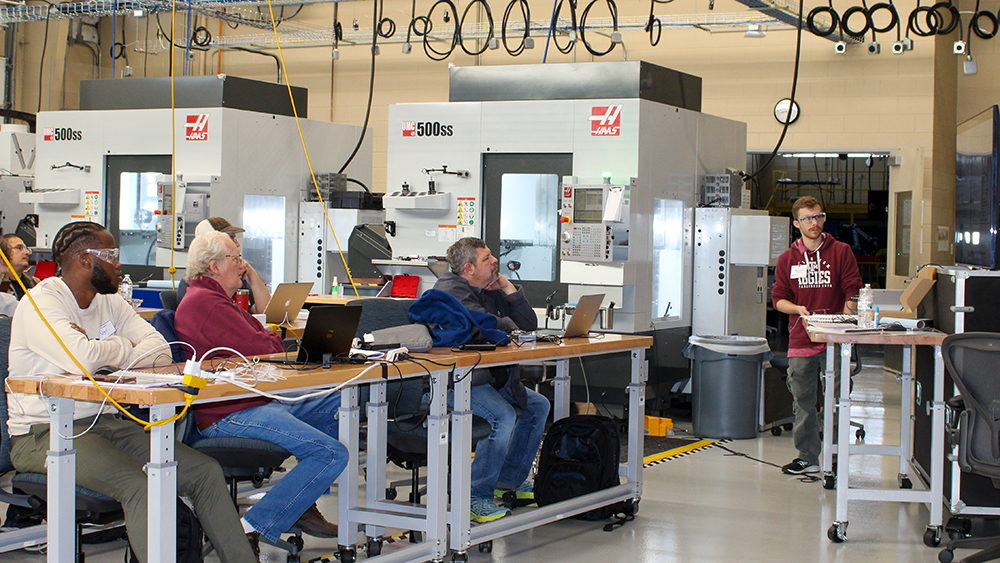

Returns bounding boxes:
[11,0,972,286]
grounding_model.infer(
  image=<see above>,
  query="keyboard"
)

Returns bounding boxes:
[806,314,858,324]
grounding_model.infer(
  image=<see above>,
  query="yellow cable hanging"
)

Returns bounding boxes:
[265,0,361,299]
[168,1,178,289]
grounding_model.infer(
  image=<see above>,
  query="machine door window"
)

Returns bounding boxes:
[243,194,286,289]
[652,198,684,322]
[117,172,161,266]
[498,173,559,283]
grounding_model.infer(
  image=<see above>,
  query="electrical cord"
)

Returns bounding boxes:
[744,0,804,187]
[502,0,530,55]
[908,1,936,37]
[970,0,997,39]
[459,0,494,56]
[37,2,53,113]
[841,2,872,39]
[869,1,899,34]
[449,349,483,383]
[644,0,672,46]
[928,1,959,35]
[549,0,578,55]
[807,1,839,38]
[579,0,618,57]
[422,0,459,60]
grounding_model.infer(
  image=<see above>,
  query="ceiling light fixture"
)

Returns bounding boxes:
[744,24,766,38]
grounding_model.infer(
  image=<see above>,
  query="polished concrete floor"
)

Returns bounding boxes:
[1,354,967,563]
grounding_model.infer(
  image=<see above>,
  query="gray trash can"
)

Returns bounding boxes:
[683,335,771,440]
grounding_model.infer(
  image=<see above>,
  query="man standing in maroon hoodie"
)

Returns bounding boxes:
[772,196,863,475]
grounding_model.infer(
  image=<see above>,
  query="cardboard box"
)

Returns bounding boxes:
[880,274,935,320]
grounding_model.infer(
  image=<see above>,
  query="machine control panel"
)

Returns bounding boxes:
[155,175,187,251]
[559,182,630,263]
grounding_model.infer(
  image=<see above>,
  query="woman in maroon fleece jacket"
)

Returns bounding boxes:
[174,231,347,552]
[771,196,862,476]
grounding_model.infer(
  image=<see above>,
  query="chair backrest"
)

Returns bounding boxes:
[943,332,1000,479]
[160,290,180,311]
[346,298,415,338]
[149,309,186,363]
[32,261,57,280]
[1,315,14,474]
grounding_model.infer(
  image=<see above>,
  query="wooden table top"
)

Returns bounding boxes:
[5,334,653,406]
[806,324,947,346]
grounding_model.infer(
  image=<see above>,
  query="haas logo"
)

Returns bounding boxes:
[186,114,209,141]
[590,105,622,136]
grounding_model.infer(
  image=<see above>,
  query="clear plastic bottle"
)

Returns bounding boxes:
[858,284,874,328]
[119,274,133,304]
[331,276,340,297]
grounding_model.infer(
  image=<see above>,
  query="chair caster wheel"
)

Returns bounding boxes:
[367,538,382,557]
[823,474,836,489]
[288,535,304,550]
[783,423,793,431]
[338,546,357,563]
[386,488,397,500]
[771,427,782,436]
[478,540,493,553]
[856,428,866,440]
[828,522,848,543]
[939,548,955,563]
[924,526,942,547]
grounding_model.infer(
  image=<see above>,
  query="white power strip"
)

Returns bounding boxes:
[385,347,408,362]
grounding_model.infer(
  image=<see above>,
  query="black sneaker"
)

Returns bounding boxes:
[782,458,819,475]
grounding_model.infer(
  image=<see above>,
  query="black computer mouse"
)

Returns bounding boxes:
[884,323,907,332]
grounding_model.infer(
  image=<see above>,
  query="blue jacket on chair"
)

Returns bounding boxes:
[408,289,509,347]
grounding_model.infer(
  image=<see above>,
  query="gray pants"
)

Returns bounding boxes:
[10,415,256,563]
[786,353,824,466]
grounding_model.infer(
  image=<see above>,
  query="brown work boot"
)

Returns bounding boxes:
[246,531,261,561]
[294,504,338,538]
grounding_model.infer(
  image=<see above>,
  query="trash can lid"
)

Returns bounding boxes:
[686,335,771,356]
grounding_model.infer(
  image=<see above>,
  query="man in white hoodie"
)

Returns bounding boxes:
[5,221,256,563]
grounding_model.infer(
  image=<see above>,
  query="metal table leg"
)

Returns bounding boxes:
[147,405,177,563]
[46,397,75,563]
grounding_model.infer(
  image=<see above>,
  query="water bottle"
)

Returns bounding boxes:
[119,274,133,304]
[858,284,874,328]
[331,276,340,297]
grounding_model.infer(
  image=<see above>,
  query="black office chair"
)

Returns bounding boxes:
[346,298,493,552]
[159,290,179,311]
[939,333,1000,563]
[146,309,304,561]
[0,315,128,561]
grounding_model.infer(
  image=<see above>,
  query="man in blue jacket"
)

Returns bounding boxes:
[434,237,549,523]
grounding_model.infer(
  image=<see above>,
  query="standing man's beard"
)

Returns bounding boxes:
[91,265,119,294]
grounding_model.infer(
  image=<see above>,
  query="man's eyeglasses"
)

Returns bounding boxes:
[84,248,121,264]
[796,213,827,225]
[10,243,30,253]
[224,254,242,261]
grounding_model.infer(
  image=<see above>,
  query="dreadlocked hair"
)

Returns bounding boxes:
[52,222,108,267]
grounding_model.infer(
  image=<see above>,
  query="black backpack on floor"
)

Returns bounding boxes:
[535,415,630,524]
[127,498,204,563]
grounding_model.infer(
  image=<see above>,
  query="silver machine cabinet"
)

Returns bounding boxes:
[29,106,370,286]
[692,208,772,337]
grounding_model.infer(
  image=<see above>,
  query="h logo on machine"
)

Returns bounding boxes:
[590,105,622,136]
[185,114,209,141]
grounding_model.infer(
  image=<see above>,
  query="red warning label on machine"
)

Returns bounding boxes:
[590,105,622,136]
[186,114,209,141]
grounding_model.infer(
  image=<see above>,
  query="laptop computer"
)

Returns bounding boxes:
[537,294,605,338]
[262,282,314,324]
[296,305,363,363]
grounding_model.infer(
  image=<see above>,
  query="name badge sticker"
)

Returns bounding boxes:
[99,320,116,341]
[790,264,807,279]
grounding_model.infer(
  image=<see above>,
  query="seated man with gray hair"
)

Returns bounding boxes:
[434,237,549,523]
[175,231,348,554]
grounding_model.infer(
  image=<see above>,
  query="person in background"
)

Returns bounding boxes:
[174,231,347,555]
[5,222,256,563]
[772,196,863,475]
[434,237,549,523]
[0,233,39,299]
[176,217,270,314]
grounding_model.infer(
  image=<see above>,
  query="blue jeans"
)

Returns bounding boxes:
[469,384,550,500]
[199,393,349,542]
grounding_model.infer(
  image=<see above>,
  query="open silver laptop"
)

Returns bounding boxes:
[263,282,314,324]
[537,294,605,338]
